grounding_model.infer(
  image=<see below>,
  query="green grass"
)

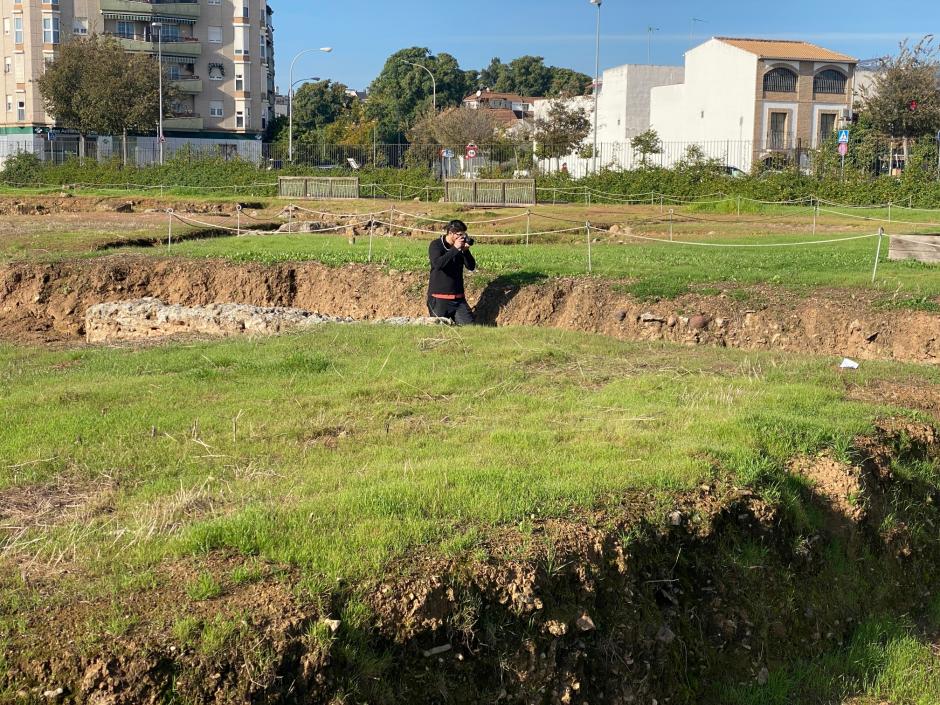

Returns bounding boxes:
[720,618,940,705]
[2,326,938,586]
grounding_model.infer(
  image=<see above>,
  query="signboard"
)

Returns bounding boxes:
[838,129,850,144]
[441,148,454,159]
[465,143,478,159]
[838,142,848,157]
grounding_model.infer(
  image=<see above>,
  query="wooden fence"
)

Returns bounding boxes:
[444,179,536,207]
[888,235,940,264]
[278,177,360,200]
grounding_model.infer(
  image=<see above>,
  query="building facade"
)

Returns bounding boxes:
[650,38,857,170]
[0,0,275,160]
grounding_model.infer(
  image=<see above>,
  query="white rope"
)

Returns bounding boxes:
[818,208,940,227]
[589,224,880,248]
[370,219,585,238]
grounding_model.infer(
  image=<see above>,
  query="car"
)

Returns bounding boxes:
[722,166,747,178]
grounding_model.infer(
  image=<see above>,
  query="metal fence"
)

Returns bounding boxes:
[278,176,359,200]
[0,135,935,181]
[444,179,536,207]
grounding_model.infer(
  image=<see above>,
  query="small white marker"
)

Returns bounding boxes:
[839,358,860,370]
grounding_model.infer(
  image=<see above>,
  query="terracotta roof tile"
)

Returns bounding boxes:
[716,37,857,63]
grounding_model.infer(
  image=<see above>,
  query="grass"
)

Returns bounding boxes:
[2,325,938,585]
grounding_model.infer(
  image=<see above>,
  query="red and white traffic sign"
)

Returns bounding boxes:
[838,142,848,157]
[465,143,478,159]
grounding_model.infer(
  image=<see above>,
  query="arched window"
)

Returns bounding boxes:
[814,69,847,94]
[763,67,797,92]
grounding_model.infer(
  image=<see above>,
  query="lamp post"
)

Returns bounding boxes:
[647,26,660,65]
[289,47,332,162]
[689,17,705,49]
[399,59,436,113]
[589,0,601,175]
[151,21,164,164]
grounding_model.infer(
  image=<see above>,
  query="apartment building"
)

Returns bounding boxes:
[0,0,275,159]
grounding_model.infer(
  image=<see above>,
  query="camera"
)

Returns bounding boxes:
[461,235,475,247]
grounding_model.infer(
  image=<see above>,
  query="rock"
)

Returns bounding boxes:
[42,687,65,701]
[668,511,683,526]
[609,223,621,234]
[757,666,769,685]
[640,312,665,324]
[616,310,628,323]
[667,316,677,327]
[689,314,710,330]
[113,202,134,213]
[545,620,568,637]
[575,613,596,632]
[656,625,676,644]
[422,644,452,658]
[322,619,341,634]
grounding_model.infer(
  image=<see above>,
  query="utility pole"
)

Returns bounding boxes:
[589,0,602,175]
[647,26,660,65]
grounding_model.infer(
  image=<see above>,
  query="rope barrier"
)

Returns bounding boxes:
[589,224,881,248]
[818,208,940,228]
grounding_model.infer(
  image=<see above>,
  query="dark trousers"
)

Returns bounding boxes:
[427,295,475,326]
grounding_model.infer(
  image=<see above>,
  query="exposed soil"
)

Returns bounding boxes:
[1,256,938,364]
[2,424,938,704]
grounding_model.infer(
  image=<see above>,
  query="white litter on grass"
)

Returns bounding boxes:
[839,358,860,370]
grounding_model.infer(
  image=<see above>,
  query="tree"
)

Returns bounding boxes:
[366,47,471,141]
[409,107,499,147]
[531,98,591,166]
[631,129,663,168]
[292,80,352,133]
[861,37,940,164]
[37,35,177,157]
[475,57,591,97]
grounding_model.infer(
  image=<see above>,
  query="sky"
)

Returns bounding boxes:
[273,0,938,92]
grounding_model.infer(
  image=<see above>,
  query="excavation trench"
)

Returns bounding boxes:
[1,256,937,362]
[2,423,939,704]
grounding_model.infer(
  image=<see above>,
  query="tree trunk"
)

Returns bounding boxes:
[78,133,86,163]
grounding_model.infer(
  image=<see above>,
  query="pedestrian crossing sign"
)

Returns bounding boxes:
[838,129,850,144]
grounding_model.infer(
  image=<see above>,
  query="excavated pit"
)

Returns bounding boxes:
[1,256,938,363]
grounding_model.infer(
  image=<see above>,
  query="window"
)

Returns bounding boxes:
[819,112,837,141]
[241,1,249,19]
[5,95,11,113]
[72,17,88,35]
[13,16,23,44]
[260,34,266,60]
[3,19,9,35]
[209,100,223,117]
[763,67,797,92]
[236,110,244,128]
[208,63,224,80]
[42,15,60,44]
[208,26,222,43]
[814,69,847,95]
[233,26,247,55]
[116,21,134,39]
[208,0,220,4]
[3,57,10,74]
[768,111,788,149]
[167,64,181,80]
[235,72,243,91]
[17,100,25,121]
[162,25,181,42]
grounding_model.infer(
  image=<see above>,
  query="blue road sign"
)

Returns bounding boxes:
[838,129,850,144]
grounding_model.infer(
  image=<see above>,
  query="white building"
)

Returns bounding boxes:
[650,37,857,171]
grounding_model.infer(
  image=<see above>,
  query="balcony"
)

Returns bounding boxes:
[117,36,201,57]
[172,77,202,94]
[100,0,201,19]
[164,113,203,131]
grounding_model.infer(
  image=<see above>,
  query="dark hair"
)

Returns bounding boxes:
[444,219,468,235]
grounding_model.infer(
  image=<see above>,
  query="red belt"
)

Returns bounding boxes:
[431,293,465,300]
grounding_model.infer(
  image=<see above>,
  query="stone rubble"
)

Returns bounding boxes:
[84,298,451,343]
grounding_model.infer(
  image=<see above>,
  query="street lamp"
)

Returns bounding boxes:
[589,0,601,175]
[151,21,164,164]
[689,17,706,49]
[399,59,436,113]
[289,47,332,162]
[647,26,660,65]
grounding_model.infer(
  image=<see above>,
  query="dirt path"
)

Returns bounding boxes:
[1,255,938,363]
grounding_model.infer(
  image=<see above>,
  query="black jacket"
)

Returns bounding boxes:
[428,237,476,296]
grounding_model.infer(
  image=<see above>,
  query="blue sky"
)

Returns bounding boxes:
[274,0,936,92]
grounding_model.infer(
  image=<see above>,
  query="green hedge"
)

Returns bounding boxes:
[4,151,940,207]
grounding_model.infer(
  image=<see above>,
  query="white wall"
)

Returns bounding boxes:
[650,39,757,169]
[597,64,685,143]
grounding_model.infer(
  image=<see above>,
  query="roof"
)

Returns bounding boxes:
[463,90,539,104]
[715,37,857,63]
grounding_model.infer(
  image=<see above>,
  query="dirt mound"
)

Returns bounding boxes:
[2,257,938,363]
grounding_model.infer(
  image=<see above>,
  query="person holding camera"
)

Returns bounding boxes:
[427,219,476,325]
